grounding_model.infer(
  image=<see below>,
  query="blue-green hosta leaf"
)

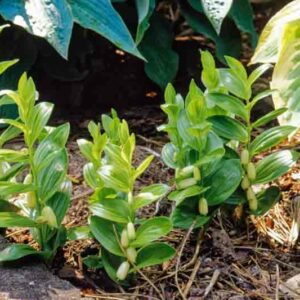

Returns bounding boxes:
[201,0,233,34]
[68,0,142,59]
[254,150,299,184]
[139,14,179,88]
[135,0,156,44]
[0,0,73,58]
[0,244,38,262]
[130,217,172,248]
[136,243,175,269]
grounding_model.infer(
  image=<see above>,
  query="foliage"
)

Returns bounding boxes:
[0,0,257,90]
[251,0,300,131]
[76,111,175,282]
[0,73,71,263]
[159,51,298,229]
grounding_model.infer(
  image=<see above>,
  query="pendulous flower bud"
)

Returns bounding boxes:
[247,162,256,180]
[240,149,250,165]
[127,192,133,204]
[127,222,136,240]
[25,192,36,208]
[241,176,250,190]
[41,206,58,228]
[126,247,137,263]
[23,174,33,184]
[179,166,194,178]
[116,261,130,280]
[246,187,256,201]
[176,178,197,190]
[121,229,129,248]
[193,167,201,181]
[248,197,258,211]
[198,197,208,216]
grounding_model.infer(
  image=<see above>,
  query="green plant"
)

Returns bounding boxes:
[0,73,71,263]
[250,0,300,131]
[77,111,175,282]
[159,51,299,229]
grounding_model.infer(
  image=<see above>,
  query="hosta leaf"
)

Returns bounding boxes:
[130,217,172,248]
[139,14,179,88]
[254,150,299,184]
[135,0,156,44]
[89,216,124,257]
[251,0,300,64]
[68,0,142,59]
[0,0,73,58]
[208,115,248,143]
[201,0,233,34]
[249,126,295,156]
[136,243,175,269]
[0,212,36,227]
[0,244,38,262]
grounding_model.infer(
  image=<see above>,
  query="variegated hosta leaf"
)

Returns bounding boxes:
[201,0,233,34]
[251,0,300,64]
[271,19,300,129]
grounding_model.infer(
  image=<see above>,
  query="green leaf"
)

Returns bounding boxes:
[0,162,25,182]
[134,155,153,180]
[68,0,142,59]
[46,192,70,225]
[0,212,36,227]
[207,92,247,120]
[248,64,272,86]
[254,150,299,184]
[252,108,287,128]
[77,139,94,162]
[0,0,73,58]
[168,185,208,206]
[0,59,19,76]
[161,143,178,168]
[0,182,34,197]
[136,243,175,269]
[0,124,22,147]
[83,162,101,189]
[0,149,28,163]
[133,184,170,210]
[67,226,91,241]
[250,186,280,216]
[204,159,242,205]
[89,216,124,257]
[201,0,233,34]
[249,126,295,155]
[130,217,172,248]
[208,115,248,142]
[90,198,132,223]
[135,0,156,44]
[83,255,103,269]
[139,14,179,88]
[0,244,38,262]
[0,199,20,212]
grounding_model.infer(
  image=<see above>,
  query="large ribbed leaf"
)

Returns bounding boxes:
[68,0,142,59]
[201,0,233,34]
[0,0,73,58]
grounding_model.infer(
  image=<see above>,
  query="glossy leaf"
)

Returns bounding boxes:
[136,243,175,269]
[89,216,124,257]
[252,108,287,128]
[249,126,295,155]
[0,212,36,227]
[130,217,172,247]
[68,0,142,59]
[0,244,38,262]
[208,115,248,143]
[254,150,299,184]
[46,192,70,225]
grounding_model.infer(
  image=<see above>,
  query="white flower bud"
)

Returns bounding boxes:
[121,229,129,248]
[179,166,194,177]
[198,197,208,216]
[126,247,137,263]
[176,178,197,190]
[116,261,130,280]
[249,197,258,211]
[193,167,201,181]
[23,174,33,184]
[127,192,133,204]
[241,176,250,190]
[41,206,58,228]
[127,222,136,240]
[241,149,249,165]
[246,187,256,201]
[247,162,256,180]
[26,191,36,208]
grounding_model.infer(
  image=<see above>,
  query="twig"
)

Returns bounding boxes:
[175,221,195,300]
[183,258,201,298]
[137,135,163,147]
[204,269,221,298]
[275,264,279,300]
[71,189,93,201]
[138,145,161,158]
